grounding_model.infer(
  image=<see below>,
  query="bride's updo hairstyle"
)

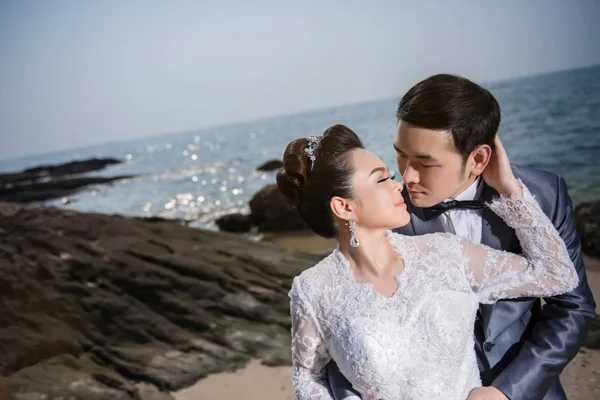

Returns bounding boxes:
[276,124,364,238]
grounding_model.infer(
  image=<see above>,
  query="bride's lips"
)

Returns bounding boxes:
[395,198,406,207]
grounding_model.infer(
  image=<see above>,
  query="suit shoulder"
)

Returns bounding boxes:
[511,164,561,194]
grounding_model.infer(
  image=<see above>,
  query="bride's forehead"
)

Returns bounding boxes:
[351,149,385,170]
[351,148,379,162]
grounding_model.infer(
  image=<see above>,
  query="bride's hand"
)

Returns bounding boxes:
[481,136,522,197]
[466,386,509,400]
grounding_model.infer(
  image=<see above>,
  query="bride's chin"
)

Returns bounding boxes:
[380,217,410,231]
[395,213,411,228]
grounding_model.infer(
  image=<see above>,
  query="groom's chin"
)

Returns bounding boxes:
[408,195,432,208]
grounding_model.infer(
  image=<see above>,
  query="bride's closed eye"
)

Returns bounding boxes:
[377,175,396,183]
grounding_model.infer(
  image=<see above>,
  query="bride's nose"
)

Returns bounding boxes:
[394,179,403,192]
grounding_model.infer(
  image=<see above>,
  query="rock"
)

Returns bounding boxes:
[256,160,283,172]
[249,184,308,232]
[575,201,600,257]
[0,175,136,203]
[216,184,311,233]
[215,213,252,233]
[0,202,320,399]
[0,157,133,203]
[0,157,122,186]
[23,157,122,176]
[24,157,121,175]
[585,314,600,350]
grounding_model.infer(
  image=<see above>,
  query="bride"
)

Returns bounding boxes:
[276,124,578,400]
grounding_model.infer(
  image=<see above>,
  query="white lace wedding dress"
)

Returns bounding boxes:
[290,182,578,400]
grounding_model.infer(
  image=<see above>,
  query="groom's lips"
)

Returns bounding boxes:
[408,189,424,197]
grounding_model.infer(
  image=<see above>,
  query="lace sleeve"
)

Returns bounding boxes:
[290,278,334,400]
[462,180,579,304]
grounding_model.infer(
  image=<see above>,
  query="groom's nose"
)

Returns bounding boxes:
[402,164,419,185]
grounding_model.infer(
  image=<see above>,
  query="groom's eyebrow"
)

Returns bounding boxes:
[415,154,436,161]
[393,144,437,161]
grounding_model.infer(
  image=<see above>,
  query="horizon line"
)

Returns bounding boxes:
[2,62,599,165]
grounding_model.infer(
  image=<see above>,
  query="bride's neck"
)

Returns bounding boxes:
[338,228,394,277]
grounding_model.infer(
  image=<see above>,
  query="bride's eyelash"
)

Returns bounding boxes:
[377,171,397,183]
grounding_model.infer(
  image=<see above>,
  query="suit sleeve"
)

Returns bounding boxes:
[491,175,597,400]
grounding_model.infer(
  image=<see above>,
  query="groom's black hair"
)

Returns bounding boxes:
[396,74,501,163]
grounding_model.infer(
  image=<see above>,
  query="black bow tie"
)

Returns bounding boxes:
[422,200,486,221]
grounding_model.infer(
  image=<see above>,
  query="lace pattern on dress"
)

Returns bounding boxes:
[289,180,578,399]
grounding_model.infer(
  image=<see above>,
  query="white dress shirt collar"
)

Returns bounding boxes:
[443,177,483,203]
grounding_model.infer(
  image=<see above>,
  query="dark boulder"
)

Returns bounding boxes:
[255,160,283,172]
[575,200,600,257]
[215,213,252,233]
[249,184,308,232]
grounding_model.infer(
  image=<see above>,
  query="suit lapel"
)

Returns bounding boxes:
[403,189,447,236]
[410,205,447,235]
[479,183,516,251]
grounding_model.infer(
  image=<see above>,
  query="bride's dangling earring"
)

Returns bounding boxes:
[349,217,360,247]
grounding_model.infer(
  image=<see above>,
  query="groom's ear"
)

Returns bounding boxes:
[330,196,353,220]
[469,144,492,176]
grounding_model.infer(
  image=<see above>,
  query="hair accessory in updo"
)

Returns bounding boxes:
[277,125,364,238]
[304,135,322,170]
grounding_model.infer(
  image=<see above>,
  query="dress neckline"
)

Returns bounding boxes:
[333,231,411,300]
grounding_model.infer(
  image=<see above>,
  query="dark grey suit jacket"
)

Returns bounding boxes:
[328,165,596,400]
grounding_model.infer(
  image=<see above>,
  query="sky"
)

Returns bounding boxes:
[1,0,599,160]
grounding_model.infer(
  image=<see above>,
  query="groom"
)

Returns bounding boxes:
[327,74,596,399]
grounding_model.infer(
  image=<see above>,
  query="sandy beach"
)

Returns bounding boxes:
[171,234,600,400]
[172,359,295,400]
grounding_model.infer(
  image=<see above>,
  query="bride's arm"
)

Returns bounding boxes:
[462,180,578,304]
[290,278,335,400]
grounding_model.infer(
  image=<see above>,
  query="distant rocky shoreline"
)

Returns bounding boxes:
[2,156,597,257]
[0,157,136,203]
